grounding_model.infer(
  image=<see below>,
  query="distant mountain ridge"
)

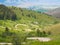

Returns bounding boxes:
[27,5,59,13]
[27,6,49,13]
[46,7,60,18]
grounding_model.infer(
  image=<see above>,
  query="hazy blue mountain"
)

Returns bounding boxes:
[26,5,59,13]
[27,6,49,13]
[46,7,60,18]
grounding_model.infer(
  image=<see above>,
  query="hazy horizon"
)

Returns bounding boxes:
[0,0,60,9]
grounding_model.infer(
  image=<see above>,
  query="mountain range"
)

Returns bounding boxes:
[27,5,59,13]
[28,6,60,18]
[27,6,48,12]
[46,7,60,18]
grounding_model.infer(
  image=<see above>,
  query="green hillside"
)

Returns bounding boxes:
[9,6,60,27]
[0,5,17,20]
[0,5,60,45]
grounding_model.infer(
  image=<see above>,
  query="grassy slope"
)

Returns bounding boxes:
[9,7,60,27]
[0,5,60,45]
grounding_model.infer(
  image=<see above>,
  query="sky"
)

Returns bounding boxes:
[0,0,60,8]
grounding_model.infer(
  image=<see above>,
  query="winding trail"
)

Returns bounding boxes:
[15,24,28,28]
[0,43,12,45]
[0,24,52,42]
[27,37,51,42]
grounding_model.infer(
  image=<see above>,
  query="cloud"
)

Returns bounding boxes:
[4,0,40,7]
[4,0,22,6]
[5,0,17,3]
[17,2,40,8]
[1,0,60,8]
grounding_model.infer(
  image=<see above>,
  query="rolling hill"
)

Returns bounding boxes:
[0,4,59,27]
[0,4,60,45]
[0,4,60,31]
